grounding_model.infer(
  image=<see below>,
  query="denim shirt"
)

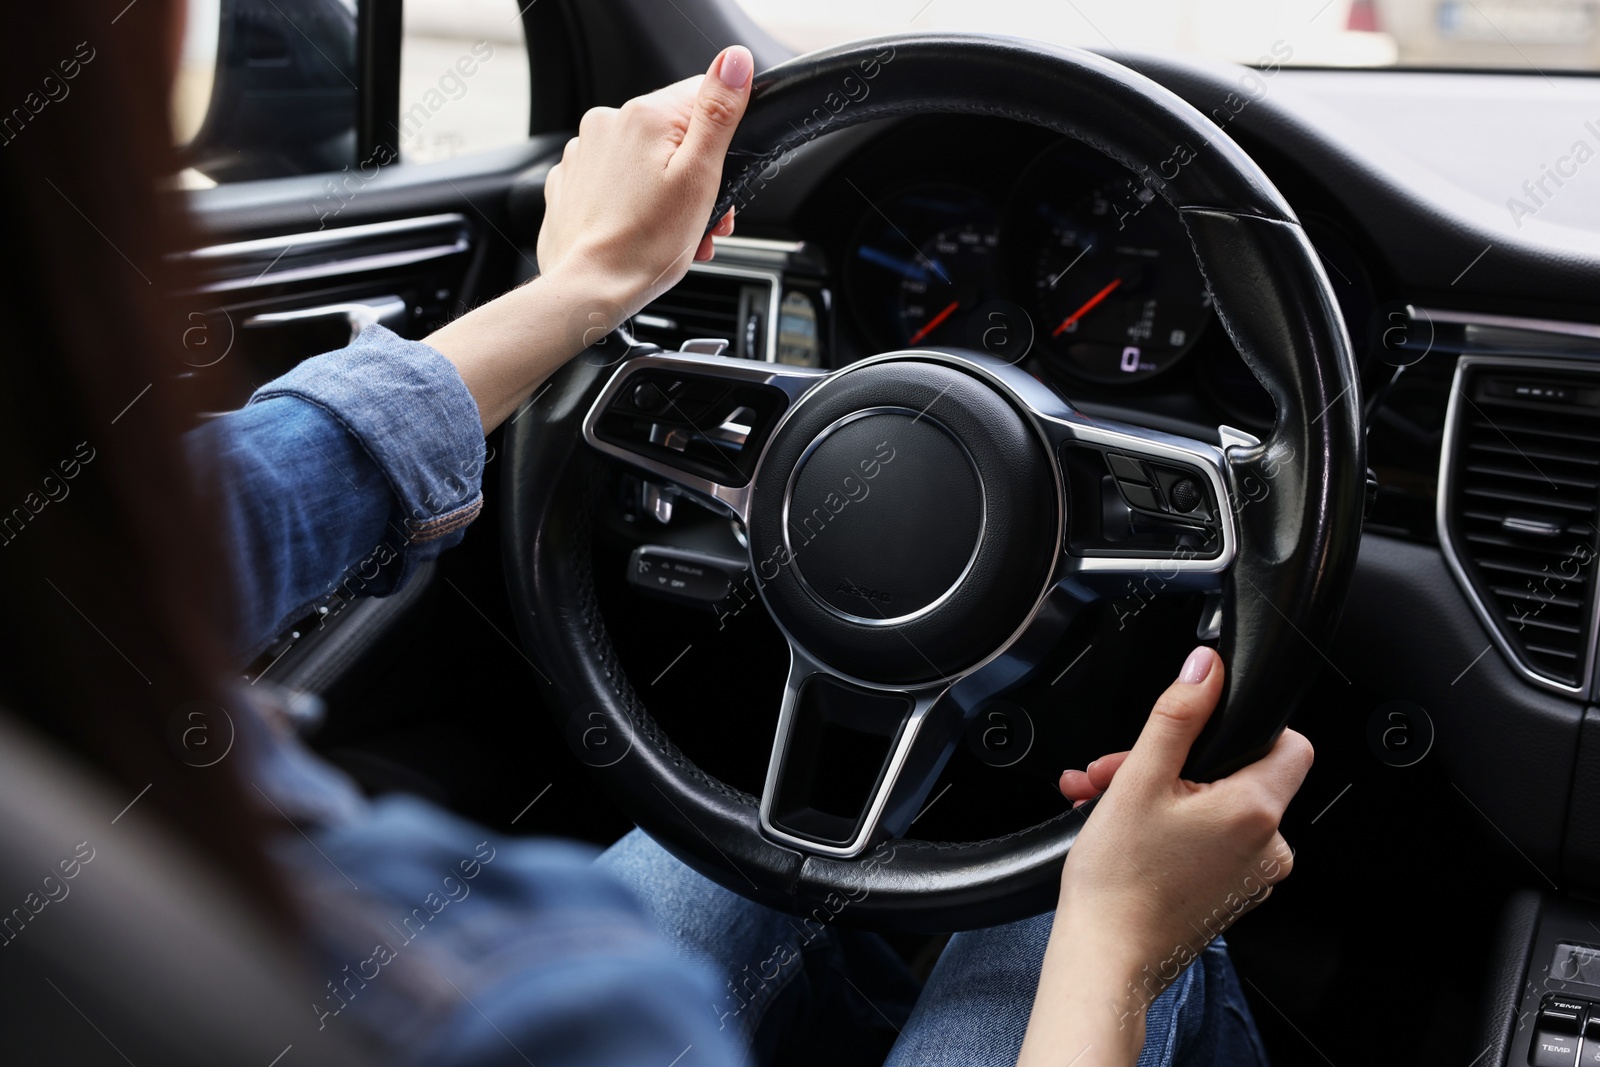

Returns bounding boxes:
[188,327,745,1067]
[189,325,490,663]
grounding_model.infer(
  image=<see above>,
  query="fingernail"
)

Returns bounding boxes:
[1085,758,1100,773]
[1072,799,1086,809]
[1179,646,1213,685]
[718,47,753,89]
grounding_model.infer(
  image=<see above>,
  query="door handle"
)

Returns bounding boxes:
[243,296,408,345]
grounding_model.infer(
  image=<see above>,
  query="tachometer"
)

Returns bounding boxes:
[1012,147,1211,384]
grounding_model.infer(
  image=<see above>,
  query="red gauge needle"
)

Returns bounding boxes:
[1052,278,1122,338]
[908,300,960,345]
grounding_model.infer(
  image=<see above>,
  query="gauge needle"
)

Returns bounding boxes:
[1052,278,1122,337]
[908,300,961,344]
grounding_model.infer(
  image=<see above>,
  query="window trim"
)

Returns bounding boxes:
[358,0,403,166]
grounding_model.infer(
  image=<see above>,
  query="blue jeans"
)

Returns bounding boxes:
[598,829,1269,1066]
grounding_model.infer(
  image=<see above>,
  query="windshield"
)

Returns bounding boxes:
[733,0,1600,71]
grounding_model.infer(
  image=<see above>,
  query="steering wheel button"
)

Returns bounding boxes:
[1169,477,1204,513]
[1106,452,1149,483]
[630,381,670,414]
[1119,482,1162,512]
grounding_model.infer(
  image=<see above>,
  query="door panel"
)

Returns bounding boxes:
[171,89,565,683]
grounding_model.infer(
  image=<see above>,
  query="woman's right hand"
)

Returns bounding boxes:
[1017,646,1312,1067]
[535,46,754,319]
[424,46,753,433]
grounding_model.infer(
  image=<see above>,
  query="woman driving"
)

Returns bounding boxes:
[0,5,1310,1065]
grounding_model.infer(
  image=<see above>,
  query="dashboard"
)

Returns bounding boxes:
[630,112,1389,436]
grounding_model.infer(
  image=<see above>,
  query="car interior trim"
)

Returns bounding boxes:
[582,350,831,521]
[195,243,472,295]
[757,644,945,858]
[178,212,470,261]
[678,261,784,362]
[1414,305,1600,353]
[1436,353,1600,700]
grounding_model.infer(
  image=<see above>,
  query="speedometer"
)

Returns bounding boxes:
[846,184,1003,350]
[897,220,1001,345]
[1011,145,1211,385]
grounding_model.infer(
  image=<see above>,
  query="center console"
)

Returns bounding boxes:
[1487,893,1600,1066]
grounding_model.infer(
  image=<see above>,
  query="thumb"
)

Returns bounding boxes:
[678,46,754,173]
[1122,646,1225,784]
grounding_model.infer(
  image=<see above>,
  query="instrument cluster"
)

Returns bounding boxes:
[841,138,1218,390]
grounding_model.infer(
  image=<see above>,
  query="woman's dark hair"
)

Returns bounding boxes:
[0,2,287,918]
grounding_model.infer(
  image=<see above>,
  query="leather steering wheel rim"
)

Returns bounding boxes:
[502,34,1365,932]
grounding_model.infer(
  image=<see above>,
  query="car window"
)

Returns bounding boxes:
[731,0,1600,71]
[172,0,530,186]
[176,0,361,185]
[397,0,531,164]
[173,0,222,149]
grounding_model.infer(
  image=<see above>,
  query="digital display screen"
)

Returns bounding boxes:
[1552,942,1600,987]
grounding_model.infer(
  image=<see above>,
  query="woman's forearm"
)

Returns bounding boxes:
[1017,910,1146,1067]
[424,263,627,434]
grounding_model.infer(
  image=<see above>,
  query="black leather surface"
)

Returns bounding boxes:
[504,36,1361,929]
[1336,534,1581,876]
[1567,710,1600,891]
[1475,889,1544,1067]
[708,34,1295,233]
[1180,210,1366,779]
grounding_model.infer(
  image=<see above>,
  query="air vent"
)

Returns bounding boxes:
[630,264,777,360]
[1440,358,1600,694]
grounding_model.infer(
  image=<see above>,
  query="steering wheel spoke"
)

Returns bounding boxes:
[758,644,958,857]
[582,351,828,521]
[1042,410,1239,603]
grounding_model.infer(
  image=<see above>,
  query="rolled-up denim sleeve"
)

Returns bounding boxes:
[188,325,486,660]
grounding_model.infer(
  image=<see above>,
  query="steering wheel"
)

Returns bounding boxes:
[502,34,1364,932]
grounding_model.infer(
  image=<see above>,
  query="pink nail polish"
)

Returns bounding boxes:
[718,47,753,89]
[1179,646,1213,685]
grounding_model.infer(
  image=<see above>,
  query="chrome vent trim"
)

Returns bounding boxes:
[175,213,473,294]
[1437,355,1600,699]
[630,262,781,362]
